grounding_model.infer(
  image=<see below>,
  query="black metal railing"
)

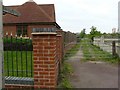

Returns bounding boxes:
[4,34,33,78]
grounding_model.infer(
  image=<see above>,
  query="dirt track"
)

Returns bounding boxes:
[68,49,118,88]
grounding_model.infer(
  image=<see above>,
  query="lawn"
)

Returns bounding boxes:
[4,51,33,77]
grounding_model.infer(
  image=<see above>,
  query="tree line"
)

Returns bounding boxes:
[78,26,120,42]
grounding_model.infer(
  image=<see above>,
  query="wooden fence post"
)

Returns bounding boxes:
[112,41,116,56]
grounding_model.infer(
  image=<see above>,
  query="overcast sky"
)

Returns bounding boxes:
[3,0,119,34]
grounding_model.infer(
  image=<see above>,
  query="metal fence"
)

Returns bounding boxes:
[4,34,33,78]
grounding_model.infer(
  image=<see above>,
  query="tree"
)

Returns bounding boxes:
[79,28,86,38]
[89,26,102,41]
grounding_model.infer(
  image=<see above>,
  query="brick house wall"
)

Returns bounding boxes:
[3,25,16,36]
[3,24,58,37]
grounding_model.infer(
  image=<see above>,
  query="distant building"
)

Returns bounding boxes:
[112,28,116,33]
[3,0,61,37]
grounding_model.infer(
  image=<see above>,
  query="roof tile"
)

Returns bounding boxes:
[3,1,56,24]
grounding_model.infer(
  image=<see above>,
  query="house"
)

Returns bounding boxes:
[3,0,61,37]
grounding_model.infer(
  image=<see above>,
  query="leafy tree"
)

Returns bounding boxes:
[89,26,102,41]
[103,32,107,35]
[79,28,86,38]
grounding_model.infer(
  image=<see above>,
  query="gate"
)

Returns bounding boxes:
[79,37,119,63]
[4,34,34,86]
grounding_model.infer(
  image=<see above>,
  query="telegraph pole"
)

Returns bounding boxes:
[0,0,4,89]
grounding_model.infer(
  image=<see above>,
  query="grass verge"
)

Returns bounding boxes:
[58,43,81,88]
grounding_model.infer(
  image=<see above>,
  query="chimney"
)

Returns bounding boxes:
[28,0,34,2]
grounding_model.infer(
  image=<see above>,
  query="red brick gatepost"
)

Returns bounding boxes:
[32,32,59,89]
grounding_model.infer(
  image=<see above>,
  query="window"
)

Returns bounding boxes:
[16,25,27,37]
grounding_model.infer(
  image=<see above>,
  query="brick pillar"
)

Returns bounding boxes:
[32,32,58,89]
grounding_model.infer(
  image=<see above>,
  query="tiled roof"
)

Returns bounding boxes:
[3,1,56,24]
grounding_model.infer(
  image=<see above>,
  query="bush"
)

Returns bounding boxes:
[3,37,33,51]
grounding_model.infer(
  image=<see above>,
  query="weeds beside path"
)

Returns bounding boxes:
[58,43,81,88]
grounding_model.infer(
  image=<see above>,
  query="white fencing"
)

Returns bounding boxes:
[93,36,120,57]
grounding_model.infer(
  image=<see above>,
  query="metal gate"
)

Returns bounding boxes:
[4,34,34,85]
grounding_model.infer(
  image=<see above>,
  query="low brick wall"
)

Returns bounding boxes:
[64,42,77,54]
[63,31,77,55]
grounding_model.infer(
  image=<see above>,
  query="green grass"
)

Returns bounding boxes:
[63,43,81,61]
[58,43,81,88]
[4,51,33,77]
[80,38,119,64]
[80,39,92,61]
[91,44,119,64]
[58,62,73,88]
